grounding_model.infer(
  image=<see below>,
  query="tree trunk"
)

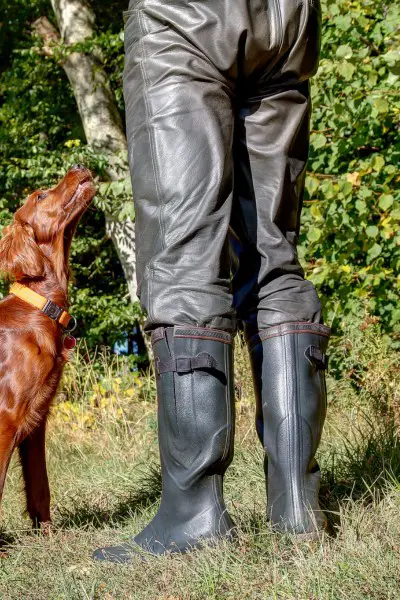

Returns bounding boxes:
[49,0,138,303]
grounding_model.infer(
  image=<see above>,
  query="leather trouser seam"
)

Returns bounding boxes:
[137,10,164,325]
[137,9,166,251]
[148,273,153,324]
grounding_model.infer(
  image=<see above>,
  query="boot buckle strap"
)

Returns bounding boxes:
[305,345,328,370]
[156,353,217,375]
[176,357,192,373]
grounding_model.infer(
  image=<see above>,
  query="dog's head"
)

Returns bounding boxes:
[0,165,96,281]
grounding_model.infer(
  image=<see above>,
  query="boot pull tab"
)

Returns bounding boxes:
[305,345,328,370]
[156,352,218,375]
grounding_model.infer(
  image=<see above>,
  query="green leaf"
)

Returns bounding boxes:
[329,4,340,16]
[355,200,367,215]
[337,60,356,80]
[373,98,389,114]
[333,102,345,115]
[118,203,135,221]
[367,243,382,261]
[366,225,379,238]
[98,182,111,195]
[307,227,322,243]
[340,180,353,197]
[306,176,319,196]
[310,203,323,220]
[336,45,353,59]
[371,155,385,172]
[359,187,373,199]
[383,50,400,66]
[311,133,327,149]
[320,180,336,199]
[378,194,394,211]
[335,15,352,30]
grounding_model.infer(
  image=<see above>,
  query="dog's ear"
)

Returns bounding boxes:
[0,221,46,279]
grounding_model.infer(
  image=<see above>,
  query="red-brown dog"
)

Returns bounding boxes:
[0,165,95,528]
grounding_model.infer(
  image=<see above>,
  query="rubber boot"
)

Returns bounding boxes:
[247,322,330,535]
[93,325,235,562]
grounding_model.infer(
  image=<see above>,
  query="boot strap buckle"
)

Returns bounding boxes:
[305,345,328,370]
[156,353,217,375]
[176,357,192,373]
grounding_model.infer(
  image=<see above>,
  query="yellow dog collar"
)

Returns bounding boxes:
[10,282,75,330]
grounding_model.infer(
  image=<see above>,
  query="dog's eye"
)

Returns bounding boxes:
[37,192,48,202]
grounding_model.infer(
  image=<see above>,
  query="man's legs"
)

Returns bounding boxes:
[122,2,237,333]
[231,0,330,534]
[94,1,238,562]
[94,0,329,564]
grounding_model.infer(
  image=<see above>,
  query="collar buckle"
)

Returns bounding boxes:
[42,299,64,322]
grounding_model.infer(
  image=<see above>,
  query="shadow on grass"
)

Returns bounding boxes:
[0,529,17,550]
[54,465,162,530]
[320,413,400,533]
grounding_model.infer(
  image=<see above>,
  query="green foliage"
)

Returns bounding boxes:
[300,0,400,342]
[327,306,400,415]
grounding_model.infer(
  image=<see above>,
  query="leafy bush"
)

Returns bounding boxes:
[300,0,400,342]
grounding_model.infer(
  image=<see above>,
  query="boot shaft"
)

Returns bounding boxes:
[248,322,330,533]
[151,325,235,497]
[94,326,236,560]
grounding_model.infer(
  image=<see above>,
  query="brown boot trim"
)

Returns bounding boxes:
[151,326,233,347]
[247,322,331,351]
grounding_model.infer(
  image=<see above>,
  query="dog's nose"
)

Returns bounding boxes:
[71,163,85,171]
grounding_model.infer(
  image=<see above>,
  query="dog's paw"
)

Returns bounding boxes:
[40,521,54,536]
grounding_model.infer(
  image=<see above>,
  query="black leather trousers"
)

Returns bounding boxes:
[123,0,322,333]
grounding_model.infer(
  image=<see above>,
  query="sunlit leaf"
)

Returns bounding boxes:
[378,194,394,211]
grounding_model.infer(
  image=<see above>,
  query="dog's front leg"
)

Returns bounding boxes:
[19,418,51,529]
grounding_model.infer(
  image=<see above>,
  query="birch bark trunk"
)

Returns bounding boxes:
[49,0,138,303]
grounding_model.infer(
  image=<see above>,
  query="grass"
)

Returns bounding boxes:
[0,321,399,599]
